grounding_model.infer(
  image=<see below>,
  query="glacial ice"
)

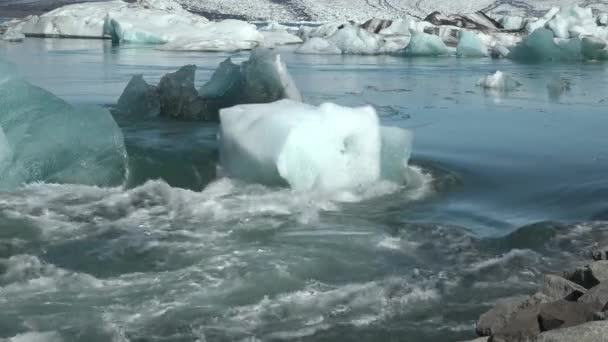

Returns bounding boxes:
[476,71,521,91]
[16,0,299,51]
[116,48,301,120]
[297,24,404,55]
[0,60,127,189]
[457,30,489,57]
[545,6,598,39]
[498,15,526,31]
[405,31,449,56]
[1,26,25,42]
[219,99,413,192]
[296,37,342,54]
[509,28,583,61]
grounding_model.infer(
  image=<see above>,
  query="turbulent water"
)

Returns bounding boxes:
[1,39,608,342]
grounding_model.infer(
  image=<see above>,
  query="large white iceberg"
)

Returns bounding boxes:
[15,0,296,51]
[0,59,127,189]
[219,100,413,192]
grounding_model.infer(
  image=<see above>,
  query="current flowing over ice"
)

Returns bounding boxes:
[219,99,413,192]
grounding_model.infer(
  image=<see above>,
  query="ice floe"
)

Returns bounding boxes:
[476,71,521,91]
[218,99,413,192]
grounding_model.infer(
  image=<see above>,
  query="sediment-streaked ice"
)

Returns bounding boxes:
[219,99,413,192]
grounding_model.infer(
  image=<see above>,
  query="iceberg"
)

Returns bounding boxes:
[457,30,489,57]
[581,36,608,60]
[498,15,527,31]
[476,71,521,91]
[115,49,301,120]
[297,24,405,55]
[1,27,25,42]
[545,6,597,39]
[0,60,127,189]
[219,99,413,192]
[509,28,582,61]
[405,30,449,56]
[296,37,342,54]
[15,0,296,51]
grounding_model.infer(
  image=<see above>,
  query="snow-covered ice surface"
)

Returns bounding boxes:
[3,0,608,22]
[175,0,608,23]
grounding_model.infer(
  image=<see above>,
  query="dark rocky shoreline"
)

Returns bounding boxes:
[462,247,608,342]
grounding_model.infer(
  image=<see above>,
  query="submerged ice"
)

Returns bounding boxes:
[219,100,413,192]
[0,60,127,189]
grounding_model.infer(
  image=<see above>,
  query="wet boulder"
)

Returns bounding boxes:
[535,321,608,342]
[541,274,586,301]
[490,306,540,342]
[564,261,608,289]
[476,293,550,336]
[578,282,608,311]
[592,246,608,261]
[537,300,595,331]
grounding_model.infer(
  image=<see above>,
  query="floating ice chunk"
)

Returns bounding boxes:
[1,27,25,42]
[111,18,263,49]
[260,21,291,32]
[527,7,560,33]
[116,74,160,118]
[457,30,489,57]
[509,28,582,61]
[298,22,348,40]
[598,14,608,26]
[498,15,526,31]
[546,6,596,39]
[405,30,449,56]
[239,48,302,102]
[296,24,404,55]
[260,30,303,47]
[116,49,301,120]
[581,36,608,60]
[476,71,521,91]
[0,59,127,189]
[219,99,413,192]
[295,37,342,54]
[21,1,126,38]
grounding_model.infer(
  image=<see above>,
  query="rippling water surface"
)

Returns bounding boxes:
[1,39,608,341]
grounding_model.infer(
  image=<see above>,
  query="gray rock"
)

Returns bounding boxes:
[537,300,595,332]
[578,282,608,311]
[490,306,540,342]
[476,293,550,336]
[592,246,608,261]
[534,321,608,342]
[541,274,586,301]
[565,261,608,289]
[158,65,210,121]
[116,74,160,118]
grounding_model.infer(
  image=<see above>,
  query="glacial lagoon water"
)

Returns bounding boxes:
[1,38,608,341]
